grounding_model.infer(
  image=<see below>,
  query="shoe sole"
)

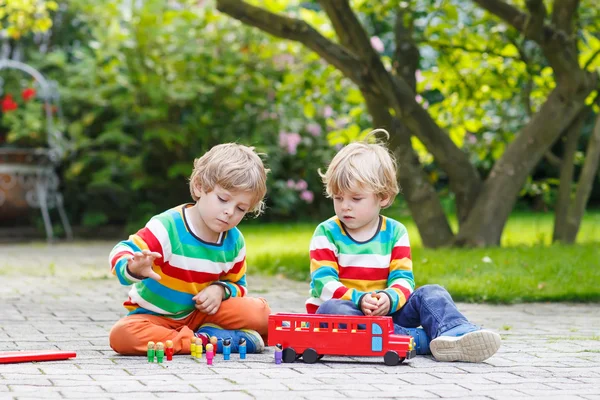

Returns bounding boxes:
[430,330,501,362]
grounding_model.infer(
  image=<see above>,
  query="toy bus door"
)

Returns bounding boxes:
[371,323,384,352]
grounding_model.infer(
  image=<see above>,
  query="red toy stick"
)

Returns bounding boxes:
[0,351,77,364]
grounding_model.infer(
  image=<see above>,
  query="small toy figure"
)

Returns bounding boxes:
[195,337,203,359]
[239,338,247,360]
[223,339,231,360]
[190,336,196,357]
[165,340,174,361]
[274,343,283,365]
[156,342,165,363]
[147,341,155,363]
[210,336,218,350]
[206,343,214,366]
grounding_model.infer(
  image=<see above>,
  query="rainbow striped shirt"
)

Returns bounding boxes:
[306,216,414,314]
[109,204,247,319]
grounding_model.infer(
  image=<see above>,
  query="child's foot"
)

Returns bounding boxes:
[196,323,265,354]
[430,329,501,362]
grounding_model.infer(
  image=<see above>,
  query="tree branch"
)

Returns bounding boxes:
[524,0,547,40]
[472,0,580,81]
[472,0,547,42]
[394,8,420,92]
[215,0,364,86]
[423,40,523,62]
[552,0,580,35]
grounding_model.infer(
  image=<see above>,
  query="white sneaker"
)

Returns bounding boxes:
[430,330,501,362]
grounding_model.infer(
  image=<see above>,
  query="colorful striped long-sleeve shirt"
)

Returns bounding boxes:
[305,215,414,314]
[109,204,247,319]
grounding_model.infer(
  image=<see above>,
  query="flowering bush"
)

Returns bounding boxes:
[0,86,47,147]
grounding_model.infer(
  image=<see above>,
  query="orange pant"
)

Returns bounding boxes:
[109,297,270,355]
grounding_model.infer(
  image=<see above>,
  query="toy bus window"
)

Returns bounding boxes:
[295,321,311,331]
[371,323,383,351]
[279,320,291,330]
[371,323,383,334]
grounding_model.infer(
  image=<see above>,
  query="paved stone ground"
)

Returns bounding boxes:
[0,242,599,400]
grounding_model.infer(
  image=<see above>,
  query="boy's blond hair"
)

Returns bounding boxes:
[320,128,399,208]
[189,143,269,216]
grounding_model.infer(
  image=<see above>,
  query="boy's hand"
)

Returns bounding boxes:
[372,293,391,316]
[193,284,225,315]
[127,250,162,281]
[360,293,379,316]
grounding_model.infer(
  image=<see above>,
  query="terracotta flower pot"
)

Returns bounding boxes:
[0,147,51,222]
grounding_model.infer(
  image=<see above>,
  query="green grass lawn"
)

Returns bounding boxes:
[243,211,600,303]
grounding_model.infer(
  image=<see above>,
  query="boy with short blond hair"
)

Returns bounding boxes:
[109,143,270,356]
[307,129,501,362]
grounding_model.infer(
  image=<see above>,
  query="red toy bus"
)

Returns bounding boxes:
[267,313,416,366]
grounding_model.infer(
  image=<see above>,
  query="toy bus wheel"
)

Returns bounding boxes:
[384,351,400,366]
[282,348,297,363]
[302,348,319,364]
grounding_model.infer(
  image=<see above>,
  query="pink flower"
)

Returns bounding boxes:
[279,132,302,155]
[306,123,322,137]
[323,105,333,118]
[415,70,425,83]
[415,94,423,103]
[287,179,296,189]
[334,117,348,129]
[295,179,308,191]
[370,36,384,53]
[300,190,314,204]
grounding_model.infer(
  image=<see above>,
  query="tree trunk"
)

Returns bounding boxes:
[455,80,596,246]
[363,93,454,247]
[552,114,583,242]
[563,111,600,242]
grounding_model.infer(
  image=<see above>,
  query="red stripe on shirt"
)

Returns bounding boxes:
[110,251,132,269]
[391,284,412,302]
[332,286,350,299]
[391,245,411,260]
[338,266,389,281]
[306,303,319,314]
[137,227,164,255]
[310,248,337,263]
[159,260,221,283]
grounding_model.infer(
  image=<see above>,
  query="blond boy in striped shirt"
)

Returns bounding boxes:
[306,129,501,362]
[109,143,270,356]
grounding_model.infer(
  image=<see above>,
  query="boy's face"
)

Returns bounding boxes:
[193,184,254,239]
[332,188,388,239]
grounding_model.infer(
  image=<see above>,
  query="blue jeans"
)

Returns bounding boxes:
[315,284,477,341]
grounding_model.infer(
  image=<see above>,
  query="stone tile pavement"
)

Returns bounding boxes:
[0,242,599,399]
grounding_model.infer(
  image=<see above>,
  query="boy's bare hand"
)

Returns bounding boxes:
[127,249,162,281]
[372,293,390,316]
[193,284,224,315]
[360,293,379,316]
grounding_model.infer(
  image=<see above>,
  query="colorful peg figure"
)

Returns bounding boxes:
[156,342,165,363]
[165,340,174,361]
[274,343,283,365]
[147,341,155,363]
[223,338,231,361]
[195,337,203,359]
[239,337,247,360]
[190,336,197,357]
[206,343,214,366]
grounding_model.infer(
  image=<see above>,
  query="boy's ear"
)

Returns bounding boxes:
[379,194,391,208]
[193,182,203,199]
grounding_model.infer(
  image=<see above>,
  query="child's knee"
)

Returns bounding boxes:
[109,318,136,355]
[247,297,271,333]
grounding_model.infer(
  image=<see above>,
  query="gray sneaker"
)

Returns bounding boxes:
[430,330,501,362]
